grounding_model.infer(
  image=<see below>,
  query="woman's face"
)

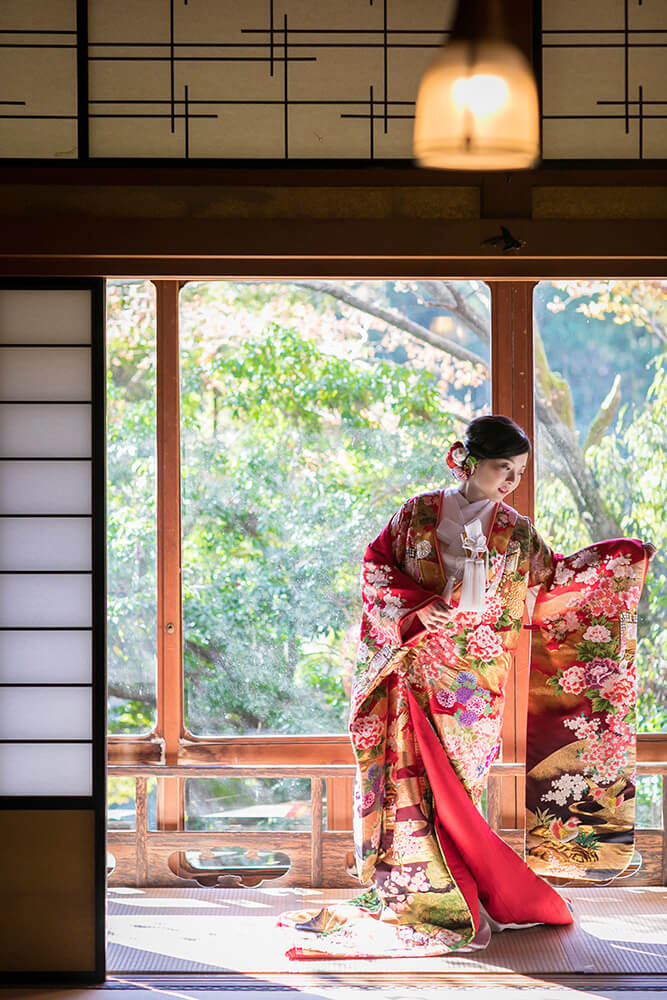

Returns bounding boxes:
[467,453,528,502]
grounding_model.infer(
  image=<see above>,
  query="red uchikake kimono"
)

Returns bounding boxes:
[279,490,648,959]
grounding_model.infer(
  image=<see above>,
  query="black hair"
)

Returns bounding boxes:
[464,414,531,461]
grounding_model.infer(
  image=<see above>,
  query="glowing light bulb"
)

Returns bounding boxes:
[451,74,509,116]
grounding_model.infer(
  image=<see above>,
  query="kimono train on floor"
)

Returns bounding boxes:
[278,489,648,959]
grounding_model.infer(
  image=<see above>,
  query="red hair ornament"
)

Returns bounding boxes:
[446,441,477,481]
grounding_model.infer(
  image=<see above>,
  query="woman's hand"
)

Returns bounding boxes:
[417,600,454,630]
[643,542,657,561]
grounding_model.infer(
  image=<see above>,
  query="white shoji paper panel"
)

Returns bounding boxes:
[0,574,91,628]
[0,630,92,684]
[0,0,78,160]
[0,348,91,401]
[87,0,455,159]
[542,0,667,159]
[0,687,91,740]
[0,461,92,515]
[0,404,91,457]
[0,290,91,343]
[0,518,91,571]
[0,743,92,796]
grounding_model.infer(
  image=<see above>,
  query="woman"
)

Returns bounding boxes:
[280,415,653,959]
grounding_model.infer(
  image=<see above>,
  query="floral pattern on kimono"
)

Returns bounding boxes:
[526,539,648,882]
[350,492,554,880]
[279,491,579,959]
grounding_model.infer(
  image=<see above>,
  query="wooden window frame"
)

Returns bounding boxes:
[107,273,667,839]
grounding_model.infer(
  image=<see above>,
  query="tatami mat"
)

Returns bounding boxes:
[107,886,667,976]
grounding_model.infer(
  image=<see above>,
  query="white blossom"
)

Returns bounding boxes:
[555,563,575,585]
[365,565,390,588]
[571,550,599,569]
[542,773,589,807]
[383,602,403,622]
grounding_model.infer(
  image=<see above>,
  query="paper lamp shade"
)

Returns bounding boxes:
[413,40,540,170]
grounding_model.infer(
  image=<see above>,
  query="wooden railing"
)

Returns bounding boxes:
[107,761,667,889]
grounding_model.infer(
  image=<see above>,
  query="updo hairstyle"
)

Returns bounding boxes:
[464,414,531,462]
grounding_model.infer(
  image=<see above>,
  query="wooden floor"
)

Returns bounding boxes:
[2,886,666,998]
[106,885,667,976]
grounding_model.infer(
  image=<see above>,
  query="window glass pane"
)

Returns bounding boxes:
[636,775,663,830]
[185,777,315,831]
[107,280,157,735]
[180,280,490,735]
[533,280,666,745]
[108,776,157,832]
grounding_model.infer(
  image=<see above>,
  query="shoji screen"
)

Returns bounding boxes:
[0,281,106,983]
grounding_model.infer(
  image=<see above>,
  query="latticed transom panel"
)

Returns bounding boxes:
[540,0,667,160]
[0,3,664,159]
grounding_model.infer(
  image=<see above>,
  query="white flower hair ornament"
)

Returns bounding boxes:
[446,440,477,481]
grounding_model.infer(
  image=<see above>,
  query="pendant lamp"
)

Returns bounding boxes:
[413,0,540,170]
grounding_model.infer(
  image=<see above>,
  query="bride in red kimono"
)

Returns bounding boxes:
[280,415,654,959]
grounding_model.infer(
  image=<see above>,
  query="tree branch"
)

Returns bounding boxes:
[291,280,488,369]
[584,374,622,452]
[108,682,155,703]
[420,280,491,345]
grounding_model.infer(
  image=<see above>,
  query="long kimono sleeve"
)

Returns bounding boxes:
[361,502,442,648]
[350,500,442,720]
[526,533,649,883]
[527,521,560,590]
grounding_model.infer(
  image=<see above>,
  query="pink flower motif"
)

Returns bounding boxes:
[454,609,483,629]
[467,695,487,715]
[481,595,503,626]
[543,613,572,643]
[560,665,587,695]
[350,713,384,751]
[491,552,505,576]
[466,623,503,662]
[587,593,620,617]
[495,507,515,529]
[436,689,456,709]
[579,727,634,782]
[362,791,376,809]
[433,633,459,663]
[606,712,633,738]
[623,586,641,609]
[600,673,636,709]
[583,624,612,643]
[612,563,634,580]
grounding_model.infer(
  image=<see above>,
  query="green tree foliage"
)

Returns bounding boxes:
[178,281,483,735]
